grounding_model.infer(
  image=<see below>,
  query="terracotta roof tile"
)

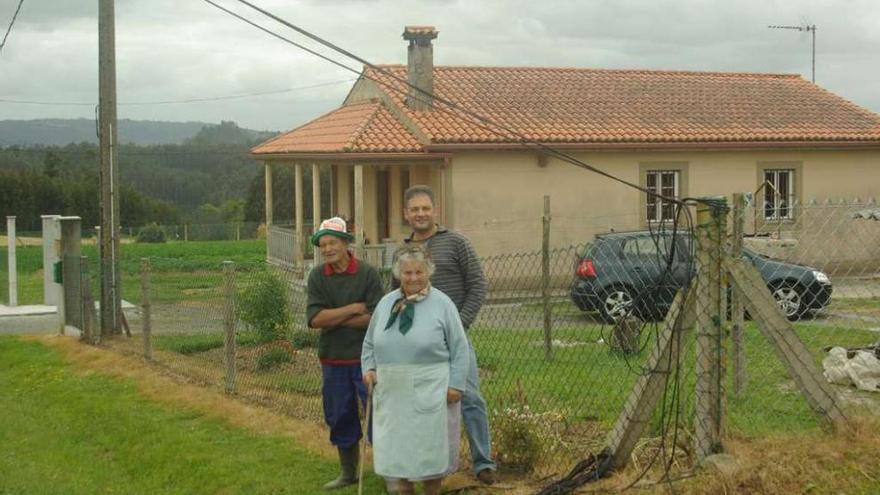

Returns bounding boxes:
[251,101,423,155]
[365,65,880,145]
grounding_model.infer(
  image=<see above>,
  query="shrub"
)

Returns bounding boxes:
[491,395,565,472]
[236,271,291,343]
[136,223,167,243]
[256,347,292,371]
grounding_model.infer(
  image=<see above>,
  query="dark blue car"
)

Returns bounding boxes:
[569,231,832,322]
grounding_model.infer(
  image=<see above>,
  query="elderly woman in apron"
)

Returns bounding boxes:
[362,245,470,495]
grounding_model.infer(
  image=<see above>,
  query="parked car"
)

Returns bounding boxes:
[569,231,832,323]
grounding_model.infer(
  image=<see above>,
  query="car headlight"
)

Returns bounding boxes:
[813,271,830,284]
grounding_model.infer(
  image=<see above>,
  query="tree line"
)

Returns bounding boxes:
[0,122,274,232]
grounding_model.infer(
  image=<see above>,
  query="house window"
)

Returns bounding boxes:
[645,170,680,223]
[763,169,795,221]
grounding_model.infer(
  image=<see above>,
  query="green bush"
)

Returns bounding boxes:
[136,223,167,243]
[236,271,291,343]
[491,397,565,472]
[256,347,292,371]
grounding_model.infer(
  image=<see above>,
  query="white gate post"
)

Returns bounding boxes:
[41,215,62,305]
[6,216,17,307]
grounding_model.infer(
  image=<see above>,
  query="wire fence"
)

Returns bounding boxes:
[59,198,879,486]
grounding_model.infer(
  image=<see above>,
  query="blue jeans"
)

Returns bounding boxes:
[321,363,368,449]
[462,340,497,473]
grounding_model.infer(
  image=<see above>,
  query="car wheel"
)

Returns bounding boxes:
[599,285,635,323]
[770,282,806,321]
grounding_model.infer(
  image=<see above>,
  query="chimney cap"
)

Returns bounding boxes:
[403,26,438,41]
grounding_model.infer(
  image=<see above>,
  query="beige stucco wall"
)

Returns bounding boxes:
[448,149,880,258]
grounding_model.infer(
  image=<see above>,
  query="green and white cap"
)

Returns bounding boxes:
[310,216,355,246]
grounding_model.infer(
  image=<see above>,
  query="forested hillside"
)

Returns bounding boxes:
[0,121,281,232]
[0,118,275,146]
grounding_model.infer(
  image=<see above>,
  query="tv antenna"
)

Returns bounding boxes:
[768,24,817,83]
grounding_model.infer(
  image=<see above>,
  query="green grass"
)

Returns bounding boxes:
[11,240,269,305]
[0,336,386,495]
[153,314,878,442]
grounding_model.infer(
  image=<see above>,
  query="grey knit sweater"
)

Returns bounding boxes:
[396,226,488,330]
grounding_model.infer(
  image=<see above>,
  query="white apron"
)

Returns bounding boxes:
[373,362,459,480]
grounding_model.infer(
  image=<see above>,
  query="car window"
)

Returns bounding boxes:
[624,236,672,258]
[622,239,641,258]
[674,235,693,261]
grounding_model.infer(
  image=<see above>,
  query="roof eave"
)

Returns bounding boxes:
[423,140,880,152]
[250,151,449,162]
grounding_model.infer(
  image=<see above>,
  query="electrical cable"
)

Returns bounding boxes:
[192,3,734,493]
[0,0,24,54]
[0,78,355,106]
[207,0,699,210]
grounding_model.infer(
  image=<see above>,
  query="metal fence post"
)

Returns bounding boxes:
[541,195,553,361]
[731,193,746,396]
[141,258,152,361]
[694,197,727,461]
[223,261,236,394]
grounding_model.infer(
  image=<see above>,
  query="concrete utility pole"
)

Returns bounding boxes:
[99,0,122,335]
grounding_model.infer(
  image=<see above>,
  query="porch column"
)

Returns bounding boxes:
[329,164,336,215]
[294,162,305,270]
[264,162,273,226]
[389,167,403,240]
[312,163,322,264]
[354,164,365,251]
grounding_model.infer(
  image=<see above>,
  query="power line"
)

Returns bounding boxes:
[202,7,708,493]
[0,147,259,157]
[0,0,24,54]
[0,78,355,106]
[203,0,689,208]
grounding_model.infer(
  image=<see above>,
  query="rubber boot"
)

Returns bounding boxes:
[323,446,358,490]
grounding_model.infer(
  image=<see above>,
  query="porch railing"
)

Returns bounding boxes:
[267,225,297,268]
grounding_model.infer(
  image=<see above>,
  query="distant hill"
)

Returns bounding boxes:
[0,118,278,146]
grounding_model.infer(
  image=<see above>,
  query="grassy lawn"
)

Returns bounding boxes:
[0,336,387,495]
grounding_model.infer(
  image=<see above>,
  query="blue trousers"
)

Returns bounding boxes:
[462,340,497,474]
[321,363,368,449]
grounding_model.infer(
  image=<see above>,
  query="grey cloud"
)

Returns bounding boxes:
[1,0,878,131]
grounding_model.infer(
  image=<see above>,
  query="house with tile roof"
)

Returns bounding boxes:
[252,26,880,269]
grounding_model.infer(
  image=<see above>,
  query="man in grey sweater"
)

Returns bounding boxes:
[397,185,498,485]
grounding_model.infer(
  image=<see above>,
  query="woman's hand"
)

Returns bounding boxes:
[446,388,462,404]
[363,369,377,387]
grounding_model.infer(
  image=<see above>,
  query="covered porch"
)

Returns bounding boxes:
[260,158,447,273]
[251,100,449,274]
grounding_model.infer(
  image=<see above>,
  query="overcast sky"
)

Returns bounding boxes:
[1,0,878,132]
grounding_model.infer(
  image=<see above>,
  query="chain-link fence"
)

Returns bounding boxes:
[730,199,880,432]
[66,197,879,489]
